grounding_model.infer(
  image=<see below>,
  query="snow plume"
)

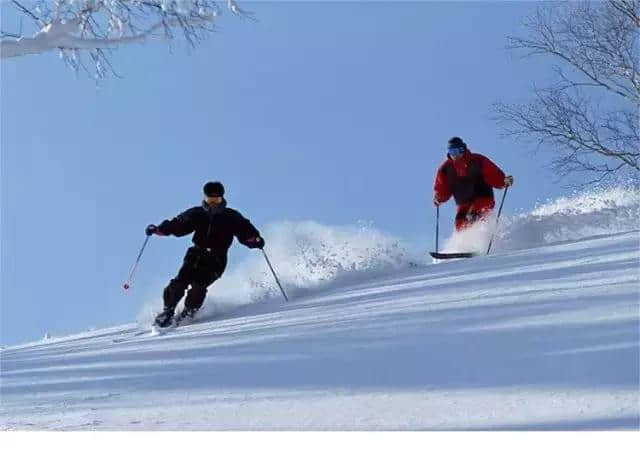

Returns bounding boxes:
[138,221,415,323]
[441,218,495,255]
[210,221,415,314]
[443,184,640,254]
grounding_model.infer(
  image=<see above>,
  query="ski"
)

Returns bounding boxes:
[111,314,197,344]
[111,325,171,343]
[430,252,476,259]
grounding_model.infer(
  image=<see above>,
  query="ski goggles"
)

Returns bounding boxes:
[448,146,465,158]
[205,195,223,204]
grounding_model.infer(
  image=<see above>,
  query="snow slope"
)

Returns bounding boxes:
[1,188,639,430]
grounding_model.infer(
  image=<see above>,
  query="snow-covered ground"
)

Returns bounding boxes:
[1,187,639,430]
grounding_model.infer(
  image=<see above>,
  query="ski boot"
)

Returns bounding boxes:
[153,308,175,328]
[175,307,198,326]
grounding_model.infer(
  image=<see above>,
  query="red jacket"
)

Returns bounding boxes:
[434,150,506,205]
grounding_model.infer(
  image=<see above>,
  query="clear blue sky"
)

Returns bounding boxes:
[2,1,577,345]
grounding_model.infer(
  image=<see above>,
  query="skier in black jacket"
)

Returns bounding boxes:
[146,181,265,327]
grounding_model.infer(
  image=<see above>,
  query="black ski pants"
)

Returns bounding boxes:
[163,246,225,312]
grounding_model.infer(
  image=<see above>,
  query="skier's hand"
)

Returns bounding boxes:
[246,236,265,249]
[433,195,442,207]
[504,175,514,188]
[145,224,158,236]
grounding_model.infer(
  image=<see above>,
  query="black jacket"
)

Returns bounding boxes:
[157,200,260,271]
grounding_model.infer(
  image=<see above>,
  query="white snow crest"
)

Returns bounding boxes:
[496,183,640,251]
[440,183,640,255]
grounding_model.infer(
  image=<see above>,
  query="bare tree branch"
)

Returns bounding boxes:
[1,31,22,39]
[11,1,43,26]
[507,2,640,103]
[608,0,640,26]
[496,0,639,185]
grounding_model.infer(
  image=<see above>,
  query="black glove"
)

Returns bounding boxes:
[145,224,158,236]
[247,236,265,249]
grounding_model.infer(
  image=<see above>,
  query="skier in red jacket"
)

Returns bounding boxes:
[433,137,514,231]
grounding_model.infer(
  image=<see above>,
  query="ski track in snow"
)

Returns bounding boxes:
[1,230,639,430]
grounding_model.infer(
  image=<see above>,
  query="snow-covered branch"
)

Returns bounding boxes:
[1,1,249,78]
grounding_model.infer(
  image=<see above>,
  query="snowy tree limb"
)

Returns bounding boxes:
[1,14,212,59]
[1,1,250,79]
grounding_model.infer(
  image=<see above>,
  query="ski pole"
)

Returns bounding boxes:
[261,249,289,302]
[123,235,150,290]
[435,205,440,253]
[486,187,509,255]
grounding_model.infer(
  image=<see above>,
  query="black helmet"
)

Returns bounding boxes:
[203,181,225,197]
[447,136,467,150]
